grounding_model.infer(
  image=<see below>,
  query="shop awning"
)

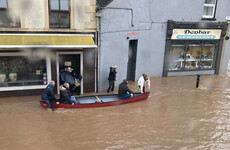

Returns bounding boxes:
[0,34,97,48]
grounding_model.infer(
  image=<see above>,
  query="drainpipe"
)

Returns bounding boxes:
[219,21,230,74]
[95,12,101,93]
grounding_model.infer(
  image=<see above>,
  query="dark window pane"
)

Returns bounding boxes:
[60,13,69,27]
[203,6,214,16]
[0,11,9,26]
[50,12,59,27]
[60,0,68,10]
[0,0,7,8]
[0,56,47,87]
[51,0,59,10]
[205,0,216,4]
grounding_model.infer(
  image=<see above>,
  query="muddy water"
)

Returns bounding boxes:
[1,73,230,149]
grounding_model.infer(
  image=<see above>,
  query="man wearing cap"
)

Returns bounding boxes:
[60,67,75,94]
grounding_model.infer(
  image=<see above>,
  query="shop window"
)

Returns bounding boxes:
[0,0,20,27]
[0,56,47,87]
[49,0,70,28]
[168,43,185,71]
[200,44,215,69]
[168,41,216,71]
[185,43,202,70]
[203,0,217,19]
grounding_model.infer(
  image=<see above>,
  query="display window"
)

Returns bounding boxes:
[0,54,48,87]
[168,43,185,71]
[168,41,217,71]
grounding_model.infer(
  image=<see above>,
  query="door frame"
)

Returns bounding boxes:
[56,51,83,94]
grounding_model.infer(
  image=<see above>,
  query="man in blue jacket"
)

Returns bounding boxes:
[41,80,58,111]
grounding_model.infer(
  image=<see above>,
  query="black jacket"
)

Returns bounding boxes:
[60,71,75,85]
[108,67,116,81]
[118,81,133,97]
[41,84,56,100]
[59,85,72,104]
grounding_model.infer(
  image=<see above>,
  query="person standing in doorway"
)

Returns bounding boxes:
[138,73,150,94]
[60,67,75,95]
[107,66,117,93]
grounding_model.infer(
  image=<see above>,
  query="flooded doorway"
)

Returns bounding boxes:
[56,52,83,94]
[127,40,138,81]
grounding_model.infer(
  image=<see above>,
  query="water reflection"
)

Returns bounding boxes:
[1,70,230,149]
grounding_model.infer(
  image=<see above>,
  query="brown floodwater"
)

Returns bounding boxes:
[1,69,230,150]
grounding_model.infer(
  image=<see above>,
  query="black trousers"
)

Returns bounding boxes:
[107,80,115,93]
[139,86,145,93]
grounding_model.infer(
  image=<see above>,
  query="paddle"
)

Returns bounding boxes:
[95,96,102,103]
[76,97,81,104]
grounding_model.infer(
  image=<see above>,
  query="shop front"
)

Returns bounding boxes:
[0,33,97,97]
[163,21,228,77]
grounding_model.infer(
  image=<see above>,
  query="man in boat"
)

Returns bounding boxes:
[118,79,134,99]
[138,73,150,93]
[41,80,59,111]
[59,82,78,105]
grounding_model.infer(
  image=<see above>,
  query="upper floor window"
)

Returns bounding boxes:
[203,0,217,19]
[0,0,20,27]
[49,0,70,28]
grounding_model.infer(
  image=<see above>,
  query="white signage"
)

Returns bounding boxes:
[171,29,222,40]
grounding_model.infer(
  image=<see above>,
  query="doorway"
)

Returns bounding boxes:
[127,40,138,81]
[57,52,83,94]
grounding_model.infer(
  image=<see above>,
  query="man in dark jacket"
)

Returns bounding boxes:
[118,79,134,99]
[107,66,117,93]
[60,67,75,94]
[59,83,75,105]
[41,80,58,111]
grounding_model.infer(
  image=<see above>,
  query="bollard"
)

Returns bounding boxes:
[196,74,200,88]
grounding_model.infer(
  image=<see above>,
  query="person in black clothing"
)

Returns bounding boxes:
[59,83,75,105]
[72,69,82,95]
[41,80,59,111]
[60,67,75,95]
[107,66,117,93]
[118,79,134,99]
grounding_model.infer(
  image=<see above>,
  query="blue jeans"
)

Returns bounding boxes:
[70,96,79,104]
[121,93,132,99]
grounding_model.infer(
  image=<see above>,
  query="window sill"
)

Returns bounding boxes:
[202,18,216,21]
[0,85,47,91]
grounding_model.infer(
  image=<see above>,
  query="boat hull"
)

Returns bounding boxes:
[40,92,149,108]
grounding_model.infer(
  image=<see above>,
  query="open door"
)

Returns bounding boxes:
[127,40,138,81]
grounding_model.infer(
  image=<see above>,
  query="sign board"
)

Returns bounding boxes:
[65,61,71,66]
[171,29,222,40]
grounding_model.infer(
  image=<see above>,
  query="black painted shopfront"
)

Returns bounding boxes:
[163,20,228,77]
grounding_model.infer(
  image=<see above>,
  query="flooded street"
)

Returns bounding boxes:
[1,70,230,150]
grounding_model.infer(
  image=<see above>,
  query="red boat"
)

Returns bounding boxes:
[40,92,149,109]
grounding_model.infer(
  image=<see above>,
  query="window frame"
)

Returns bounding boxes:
[49,0,71,29]
[0,0,21,28]
[202,0,217,19]
[0,52,51,91]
